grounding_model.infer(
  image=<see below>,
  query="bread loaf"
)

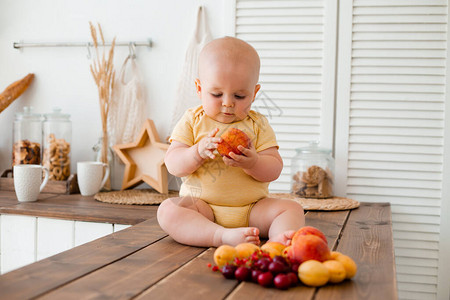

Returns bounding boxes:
[0,73,35,114]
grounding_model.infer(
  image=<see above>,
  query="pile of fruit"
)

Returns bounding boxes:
[210,226,357,289]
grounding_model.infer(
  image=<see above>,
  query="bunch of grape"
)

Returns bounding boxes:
[211,250,300,290]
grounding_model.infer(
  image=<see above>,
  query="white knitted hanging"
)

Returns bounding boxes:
[108,56,146,145]
[168,6,212,134]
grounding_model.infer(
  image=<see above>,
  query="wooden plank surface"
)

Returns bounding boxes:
[0,202,397,299]
[0,192,157,225]
[136,248,239,300]
[39,237,206,300]
[315,202,397,300]
[0,218,167,300]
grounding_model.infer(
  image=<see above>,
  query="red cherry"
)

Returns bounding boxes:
[268,261,286,275]
[221,265,237,279]
[255,258,271,272]
[251,269,263,283]
[291,262,300,273]
[286,272,298,286]
[235,266,251,282]
[257,272,274,287]
[274,274,291,290]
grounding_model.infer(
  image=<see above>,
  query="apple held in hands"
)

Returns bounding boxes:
[217,128,250,158]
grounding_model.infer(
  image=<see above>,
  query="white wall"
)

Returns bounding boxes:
[0,0,227,188]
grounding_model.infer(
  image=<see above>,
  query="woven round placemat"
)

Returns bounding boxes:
[270,193,360,211]
[94,189,179,205]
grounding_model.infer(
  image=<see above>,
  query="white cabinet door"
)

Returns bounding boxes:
[0,215,36,274]
[0,214,126,274]
[37,218,74,261]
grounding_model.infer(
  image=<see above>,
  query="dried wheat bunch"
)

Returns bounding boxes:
[89,22,116,167]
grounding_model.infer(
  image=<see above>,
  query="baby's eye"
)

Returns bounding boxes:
[235,95,246,99]
[211,93,222,98]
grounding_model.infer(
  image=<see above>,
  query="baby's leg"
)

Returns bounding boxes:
[157,196,260,247]
[249,198,305,245]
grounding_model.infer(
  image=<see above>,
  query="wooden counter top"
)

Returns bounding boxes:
[0,198,398,299]
[0,191,156,225]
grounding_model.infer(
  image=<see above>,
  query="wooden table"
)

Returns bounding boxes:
[0,193,397,299]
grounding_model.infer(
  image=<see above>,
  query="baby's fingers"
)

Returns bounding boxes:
[208,128,220,137]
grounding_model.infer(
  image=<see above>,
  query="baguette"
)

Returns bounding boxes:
[0,73,35,114]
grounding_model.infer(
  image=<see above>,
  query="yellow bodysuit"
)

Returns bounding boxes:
[170,105,279,228]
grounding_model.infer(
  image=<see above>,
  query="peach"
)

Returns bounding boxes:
[288,235,330,263]
[214,245,237,268]
[261,242,286,258]
[292,226,328,246]
[217,128,250,158]
[298,260,330,287]
[333,252,357,279]
[235,243,260,259]
[323,260,346,283]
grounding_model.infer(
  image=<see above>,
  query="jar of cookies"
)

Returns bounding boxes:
[12,106,42,167]
[291,141,335,198]
[42,108,71,181]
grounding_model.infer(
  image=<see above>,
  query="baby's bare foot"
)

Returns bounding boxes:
[268,230,296,246]
[218,227,260,246]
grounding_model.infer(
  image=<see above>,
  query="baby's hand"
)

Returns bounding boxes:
[223,143,258,170]
[197,128,222,160]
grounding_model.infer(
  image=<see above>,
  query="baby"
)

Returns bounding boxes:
[157,36,305,247]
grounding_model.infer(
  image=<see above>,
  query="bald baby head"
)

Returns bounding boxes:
[198,37,260,85]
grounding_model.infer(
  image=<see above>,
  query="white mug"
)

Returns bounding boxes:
[77,161,110,196]
[13,164,49,202]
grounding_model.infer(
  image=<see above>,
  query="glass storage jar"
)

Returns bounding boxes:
[291,141,335,198]
[42,108,72,181]
[12,106,42,167]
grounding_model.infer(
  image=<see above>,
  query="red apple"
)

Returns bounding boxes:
[292,226,328,246]
[288,235,330,263]
[217,128,250,158]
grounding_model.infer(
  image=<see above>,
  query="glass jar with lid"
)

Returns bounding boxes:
[291,141,335,198]
[42,108,71,181]
[12,106,42,167]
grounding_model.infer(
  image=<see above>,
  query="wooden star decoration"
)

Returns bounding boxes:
[113,119,169,193]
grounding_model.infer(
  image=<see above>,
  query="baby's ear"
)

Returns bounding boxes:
[253,84,261,101]
[195,79,202,97]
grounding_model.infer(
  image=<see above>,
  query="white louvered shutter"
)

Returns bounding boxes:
[231,0,337,192]
[335,1,448,299]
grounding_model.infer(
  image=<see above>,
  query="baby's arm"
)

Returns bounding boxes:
[224,145,283,182]
[165,128,222,177]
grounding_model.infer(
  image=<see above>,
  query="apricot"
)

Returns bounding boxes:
[323,260,346,283]
[217,128,250,158]
[292,226,328,246]
[329,251,341,260]
[298,260,330,287]
[288,235,330,263]
[214,245,237,268]
[261,242,286,258]
[334,253,357,279]
[235,243,260,259]
[281,245,291,259]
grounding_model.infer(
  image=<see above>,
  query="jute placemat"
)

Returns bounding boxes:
[94,189,179,205]
[270,193,360,211]
[94,189,359,211]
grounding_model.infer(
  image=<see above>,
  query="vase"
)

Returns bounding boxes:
[92,137,114,191]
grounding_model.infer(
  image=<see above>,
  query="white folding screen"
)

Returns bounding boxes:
[228,0,449,299]
[230,0,337,193]
[335,0,449,299]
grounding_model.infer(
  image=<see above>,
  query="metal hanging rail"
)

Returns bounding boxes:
[13,39,152,49]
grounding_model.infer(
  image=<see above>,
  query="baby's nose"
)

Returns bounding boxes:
[222,95,234,107]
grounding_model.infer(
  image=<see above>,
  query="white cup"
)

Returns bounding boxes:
[13,164,49,202]
[77,161,110,196]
